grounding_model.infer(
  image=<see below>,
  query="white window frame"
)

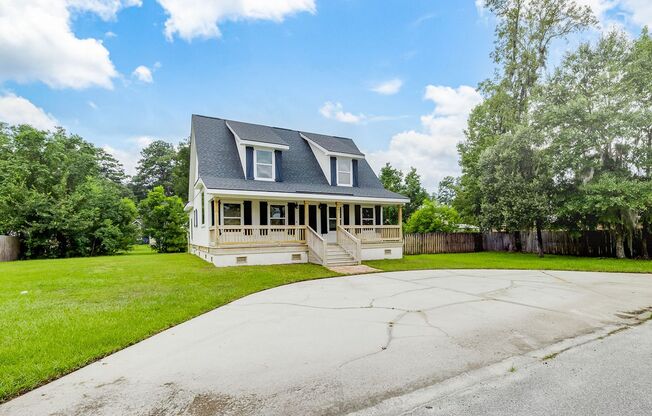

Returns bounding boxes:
[269,203,287,226]
[254,148,274,181]
[337,158,352,187]
[221,202,243,226]
[361,206,375,226]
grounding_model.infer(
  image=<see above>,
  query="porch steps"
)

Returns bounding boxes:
[326,243,358,266]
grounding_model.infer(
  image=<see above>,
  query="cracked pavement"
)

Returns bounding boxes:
[2,269,652,416]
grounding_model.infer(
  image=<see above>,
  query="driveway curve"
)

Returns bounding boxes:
[2,269,652,416]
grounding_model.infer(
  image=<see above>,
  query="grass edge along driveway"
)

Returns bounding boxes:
[0,246,339,402]
[2,248,652,402]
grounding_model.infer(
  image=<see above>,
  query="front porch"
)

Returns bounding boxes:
[191,196,404,267]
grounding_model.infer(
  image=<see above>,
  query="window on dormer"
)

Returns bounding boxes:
[338,158,352,186]
[255,149,273,180]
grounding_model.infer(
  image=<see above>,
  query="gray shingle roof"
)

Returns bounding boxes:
[191,114,407,201]
[300,131,364,156]
[226,120,288,147]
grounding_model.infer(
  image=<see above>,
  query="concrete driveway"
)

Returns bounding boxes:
[2,269,652,416]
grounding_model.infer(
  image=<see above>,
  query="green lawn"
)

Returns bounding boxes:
[366,251,652,274]
[2,248,651,403]
[0,246,338,402]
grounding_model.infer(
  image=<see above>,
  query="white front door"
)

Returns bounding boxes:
[326,205,337,243]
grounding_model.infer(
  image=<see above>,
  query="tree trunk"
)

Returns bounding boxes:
[535,220,544,258]
[615,229,626,259]
[642,219,650,260]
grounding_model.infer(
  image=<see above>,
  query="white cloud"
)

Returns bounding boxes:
[0,93,59,130]
[132,65,154,83]
[0,0,140,89]
[157,0,316,41]
[367,85,483,192]
[371,78,403,95]
[319,101,365,124]
[103,136,156,176]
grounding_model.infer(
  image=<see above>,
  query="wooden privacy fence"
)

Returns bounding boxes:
[0,235,19,261]
[404,230,650,258]
[403,232,481,255]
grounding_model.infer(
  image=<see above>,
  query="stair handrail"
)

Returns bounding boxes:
[306,226,327,265]
[337,225,361,264]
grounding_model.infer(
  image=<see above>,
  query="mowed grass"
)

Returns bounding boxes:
[2,248,652,403]
[366,251,652,274]
[0,246,338,402]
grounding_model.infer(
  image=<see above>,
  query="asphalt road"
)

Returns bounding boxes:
[399,320,652,416]
[2,269,652,416]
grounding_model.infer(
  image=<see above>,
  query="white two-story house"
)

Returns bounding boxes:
[186,115,408,267]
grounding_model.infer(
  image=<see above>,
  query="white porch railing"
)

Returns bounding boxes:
[337,225,361,264]
[215,225,306,245]
[306,226,327,265]
[342,225,402,243]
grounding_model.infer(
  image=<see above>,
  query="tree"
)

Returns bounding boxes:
[403,168,429,221]
[139,186,187,253]
[537,31,643,257]
[624,27,652,257]
[435,176,458,206]
[404,199,462,234]
[130,140,177,200]
[0,125,137,258]
[379,163,405,224]
[478,128,554,256]
[172,138,190,202]
[457,0,595,226]
[563,175,652,258]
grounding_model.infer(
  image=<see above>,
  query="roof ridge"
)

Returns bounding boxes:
[192,114,354,141]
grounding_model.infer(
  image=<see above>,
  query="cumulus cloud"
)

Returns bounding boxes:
[132,65,154,83]
[371,78,403,95]
[157,0,316,41]
[103,136,156,176]
[319,101,365,124]
[0,93,59,130]
[367,85,482,192]
[0,0,140,89]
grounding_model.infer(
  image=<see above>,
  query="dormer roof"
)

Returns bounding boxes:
[300,131,364,157]
[226,120,289,149]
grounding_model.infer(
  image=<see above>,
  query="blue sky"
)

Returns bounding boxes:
[0,0,650,190]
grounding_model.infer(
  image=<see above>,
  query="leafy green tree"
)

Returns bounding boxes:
[0,125,137,258]
[131,140,177,200]
[404,199,462,234]
[403,168,429,221]
[624,27,652,257]
[139,186,187,253]
[379,163,405,224]
[457,0,595,226]
[172,138,190,202]
[563,175,652,258]
[435,176,458,206]
[479,128,554,256]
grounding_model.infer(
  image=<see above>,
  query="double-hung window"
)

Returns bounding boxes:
[361,207,374,225]
[222,203,242,225]
[255,149,273,180]
[338,158,352,186]
[269,204,286,226]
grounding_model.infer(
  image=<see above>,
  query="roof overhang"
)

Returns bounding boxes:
[205,187,408,204]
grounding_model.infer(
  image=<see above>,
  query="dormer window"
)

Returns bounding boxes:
[337,158,352,186]
[255,149,273,180]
